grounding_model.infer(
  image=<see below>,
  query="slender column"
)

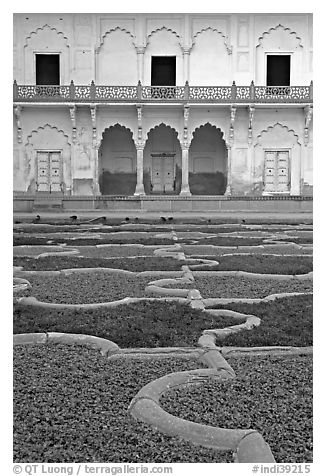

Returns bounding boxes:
[92,142,100,196]
[134,141,145,196]
[180,143,191,196]
[136,47,145,83]
[248,105,255,190]
[182,47,191,84]
[225,145,232,196]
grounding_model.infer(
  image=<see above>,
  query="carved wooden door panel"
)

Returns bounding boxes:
[276,151,289,192]
[264,151,277,192]
[163,158,174,192]
[264,150,289,193]
[37,152,50,192]
[49,152,62,192]
[37,151,62,192]
[152,157,162,192]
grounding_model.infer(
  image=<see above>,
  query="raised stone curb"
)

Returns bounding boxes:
[203,291,312,306]
[192,270,313,280]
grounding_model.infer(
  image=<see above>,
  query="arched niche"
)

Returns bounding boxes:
[189,123,227,195]
[98,124,137,195]
[24,25,70,84]
[96,29,138,85]
[24,124,71,193]
[143,123,182,194]
[255,24,304,85]
[253,123,301,195]
[190,29,231,85]
[143,28,183,86]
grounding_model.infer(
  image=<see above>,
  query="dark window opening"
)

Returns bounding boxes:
[151,57,176,86]
[36,54,60,85]
[266,55,291,86]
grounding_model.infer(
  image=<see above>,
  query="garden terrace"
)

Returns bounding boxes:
[160,353,312,463]
[14,343,233,463]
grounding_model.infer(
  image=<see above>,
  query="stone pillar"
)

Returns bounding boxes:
[136,47,145,83]
[92,141,100,196]
[290,149,301,196]
[134,142,145,196]
[180,143,191,196]
[225,145,232,195]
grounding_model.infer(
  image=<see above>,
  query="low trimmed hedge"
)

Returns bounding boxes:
[13,301,240,348]
[211,294,312,347]
[192,254,313,274]
[13,236,173,246]
[14,344,233,463]
[161,354,312,463]
[13,256,185,272]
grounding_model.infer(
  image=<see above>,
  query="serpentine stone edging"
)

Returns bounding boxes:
[13,332,120,357]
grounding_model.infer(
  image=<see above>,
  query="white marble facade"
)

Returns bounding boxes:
[13,13,313,196]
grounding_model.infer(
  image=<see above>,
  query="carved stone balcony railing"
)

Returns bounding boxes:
[13,80,313,104]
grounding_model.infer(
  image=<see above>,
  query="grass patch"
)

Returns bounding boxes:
[161,354,312,463]
[13,301,240,347]
[14,344,233,463]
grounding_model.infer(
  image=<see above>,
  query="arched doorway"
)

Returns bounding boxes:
[143,124,182,194]
[98,125,136,195]
[189,124,227,195]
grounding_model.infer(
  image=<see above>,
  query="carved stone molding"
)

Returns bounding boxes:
[181,141,191,151]
[14,105,22,144]
[135,140,146,151]
[183,105,190,141]
[304,105,313,146]
[136,104,143,140]
[136,46,146,55]
[181,46,192,55]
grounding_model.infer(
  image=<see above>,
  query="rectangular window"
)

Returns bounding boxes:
[151,57,176,86]
[266,55,291,86]
[36,54,60,85]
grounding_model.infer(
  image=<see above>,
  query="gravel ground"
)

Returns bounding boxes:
[26,272,170,303]
[194,276,313,299]
[161,354,313,463]
[13,256,184,272]
[13,344,233,463]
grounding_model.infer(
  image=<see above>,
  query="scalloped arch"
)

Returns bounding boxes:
[144,122,181,142]
[189,122,228,145]
[100,123,136,142]
[98,27,136,51]
[25,124,71,146]
[256,24,303,48]
[24,24,70,48]
[146,26,182,46]
[192,27,232,53]
[255,122,301,145]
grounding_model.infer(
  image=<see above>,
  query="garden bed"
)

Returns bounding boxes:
[211,294,312,347]
[23,272,167,304]
[13,301,240,347]
[182,245,313,255]
[13,256,184,272]
[191,254,313,274]
[194,276,313,299]
[13,235,173,246]
[14,343,233,463]
[161,353,313,463]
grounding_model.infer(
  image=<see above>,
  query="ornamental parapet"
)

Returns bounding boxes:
[13,81,313,104]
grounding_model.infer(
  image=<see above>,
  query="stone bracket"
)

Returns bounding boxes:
[248,105,255,145]
[229,105,237,144]
[69,105,77,144]
[90,105,97,146]
[304,105,313,145]
[136,104,143,140]
[183,104,190,141]
[14,105,22,143]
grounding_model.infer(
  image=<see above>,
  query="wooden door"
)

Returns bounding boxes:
[163,157,174,192]
[37,151,62,192]
[264,150,289,193]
